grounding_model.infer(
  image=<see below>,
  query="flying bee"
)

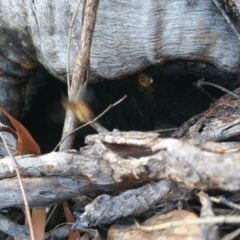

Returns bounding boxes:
[62,98,94,123]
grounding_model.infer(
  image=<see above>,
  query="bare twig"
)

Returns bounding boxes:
[45,205,58,227]
[0,214,70,240]
[221,227,240,240]
[150,128,177,133]
[212,0,240,43]
[0,214,30,239]
[211,196,240,211]
[0,133,35,240]
[193,82,217,101]
[134,215,240,232]
[54,95,127,151]
[196,78,240,99]
[60,0,99,151]
[67,0,83,95]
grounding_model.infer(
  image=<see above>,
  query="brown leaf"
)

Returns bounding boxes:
[32,208,46,240]
[63,201,81,240]
[0,105,41,155]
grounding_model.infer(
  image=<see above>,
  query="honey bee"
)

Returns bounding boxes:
[62,99,94,123]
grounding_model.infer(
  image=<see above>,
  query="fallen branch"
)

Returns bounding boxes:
[0,213,70,240]
[2,132,240,208]
[73,180,191,228]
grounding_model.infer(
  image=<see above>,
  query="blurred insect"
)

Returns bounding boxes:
[138,72,154,92]
[20,60,38,69]
[62,98,94,123]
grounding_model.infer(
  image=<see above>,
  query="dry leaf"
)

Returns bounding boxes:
[108,210,200,240]
[63,201,81,240]
[0,105,41,155]
[32,209,46,240]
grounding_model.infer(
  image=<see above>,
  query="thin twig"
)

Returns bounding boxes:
[54,95,127,151]
[67,0,83,95]
[60,0,99,151]
[212,0,240,43]
[221,227,240,240]
[211,196,240,211]
[150,128,177,133]
[193,82,217,101]
[134,215,240,232]
[196,78,240,99]
[0,133,35,240]
[45,205,58,227]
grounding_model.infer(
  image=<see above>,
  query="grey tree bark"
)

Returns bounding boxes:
[0,0,240,83]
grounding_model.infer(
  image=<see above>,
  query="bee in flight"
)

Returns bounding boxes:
[62,98,94,123]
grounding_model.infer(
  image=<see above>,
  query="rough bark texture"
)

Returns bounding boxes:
[73,180,191,228]
[2,131,240,208]
[1,0,240,83]
[0,214,69,240]
[172,86,240,141]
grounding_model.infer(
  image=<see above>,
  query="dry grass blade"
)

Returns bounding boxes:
[0,132,35,240]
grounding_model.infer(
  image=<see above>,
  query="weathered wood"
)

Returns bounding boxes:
[1,131,240,208]
[1,0,240,82]
[0,214,29,239]
[0,177,80,208]
[198,192,219,240]
[73,180,191,228]
[0,214,69,240]
[173,87,240,141]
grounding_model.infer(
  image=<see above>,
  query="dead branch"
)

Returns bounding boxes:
[72,180,191,228]
[0,213,70,240]
[1,131,240,209]
[60,0,99,151]
[0,214,29,239]
[67,0,83,94]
